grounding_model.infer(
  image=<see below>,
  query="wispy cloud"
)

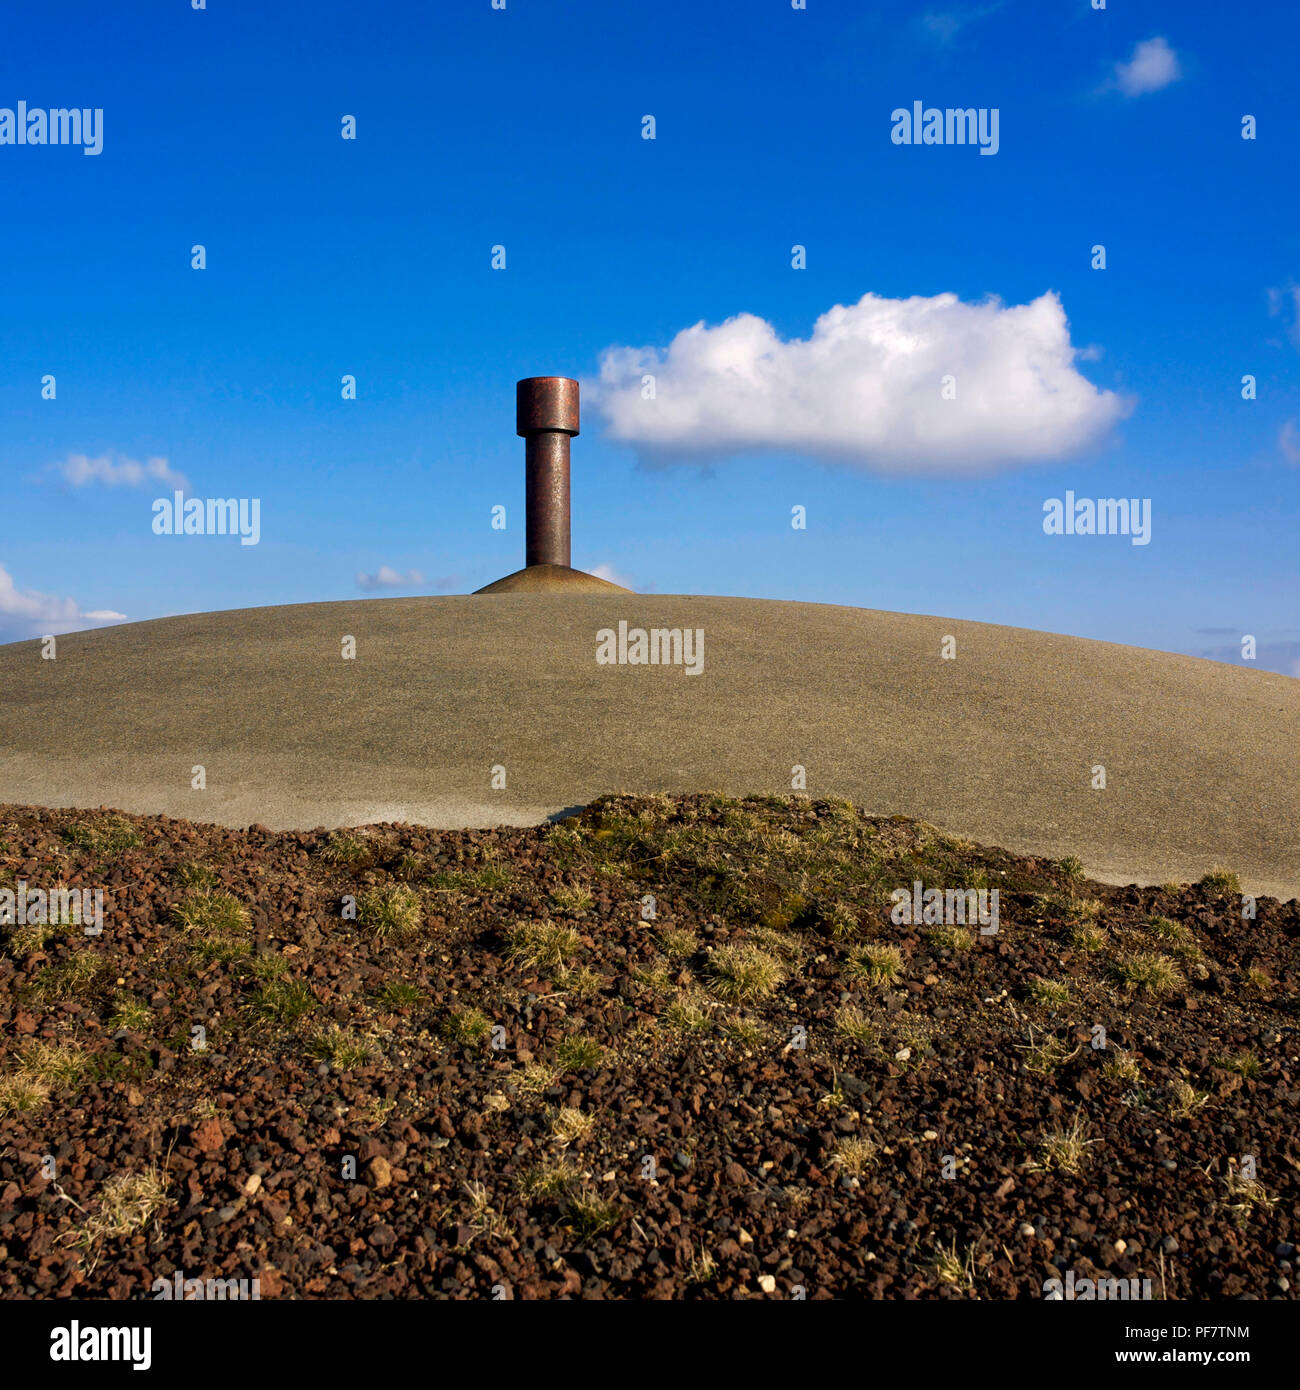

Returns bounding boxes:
[592,290,1130,474]
[1191,636,1300,680]
[1267,284,1300,349]
[921,3,1002,45]
[50,452,189,490]
[356,566,425,592]
[0,562,127,643]
[589,562,634,590]
[1110,37,1181,97]
[1280,419,1300,465]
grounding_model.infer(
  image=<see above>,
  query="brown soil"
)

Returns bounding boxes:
[0,794,1295,1300]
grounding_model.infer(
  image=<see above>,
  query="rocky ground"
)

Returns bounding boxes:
[0,793,1296,1300]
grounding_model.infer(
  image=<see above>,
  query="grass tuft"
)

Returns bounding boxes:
[1199,866,1241,894]
[357,884,423,940]
[1111,952,1184,998]
[62,816,142,857]
[847,943,904,987]
[506,921,580,972]
[705,943,785,1002]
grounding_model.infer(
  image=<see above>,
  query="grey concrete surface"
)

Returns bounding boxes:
[1,595,1295,898]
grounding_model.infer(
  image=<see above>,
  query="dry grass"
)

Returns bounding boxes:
[563,1187,622,1239]
[30,950,111,1001]
[662,991,713,1035]
[1214,1049,1262,1081]
[554,1035,607,1071]
[656,927,698,959]
[1038,1115,1096,1174]
[107,994,154,1032]
[847,942,904,987]
[1167,1077,1209,1120]
[925,923,975,952]
[442,1007,492,1045]
[80,1166,170,1243]
[1145,915,1191,944]
[705,943,785,1002]
[548,884,594,913]
[61,815,141,857]
[834,1004,880,1047]
[506,921,580,971]
[550,1106,595,1146]
[1199,867,1241,894]
[1102,1049,1142,1084]
[174,890,250,936]
[357,884,423,940]
[317,831,371,866]
[1019,1031,1078,1075]
[1069,923,1108,952]
[830,1136,877,1176]
[930,1238,976,1292]
[1027,977,1071,1007]
[1221,1167,1278,1222]
[305,1024,377,1068]
[1111,952,1184,998]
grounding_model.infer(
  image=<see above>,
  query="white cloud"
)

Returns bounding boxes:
[1113,37,1181,97]
[1280,419,1300,465]
[592,290,1129,474]
[52,452,189,490]
[922,4,1002,44]
[0,562,127,643]
[356,566,425,592]
[589,562,634,589]
[1267,284,1300,348]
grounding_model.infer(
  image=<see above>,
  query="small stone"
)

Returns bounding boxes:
[922,1129,938,1141]
[1113,1238,1127,1255]
[1019,1223,1035,1238]
[894,1047,912,1062]
[216,1205,238,1224]
[191,1117,225,1153]
[365,1156,393,1190]
[757,1274,777,1294]
[738,1228,753,1246]
[1160,1236,1179,1255]
[1275,1277,1291,1293]
[243,1173,262,1196]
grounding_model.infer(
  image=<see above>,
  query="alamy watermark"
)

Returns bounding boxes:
[152,492,261,545]
[596,620,704,675]
[1,102,103,155]
[1043,1269,1153,1300]
[151,1269,261,1300]
[49,1323,149,1370]
[1043,492,1151,546]
[890,879,999,934]
[0,881,103,935]
[891,101,999,155]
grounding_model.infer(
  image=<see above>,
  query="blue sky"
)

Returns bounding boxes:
[2,0,1296,674]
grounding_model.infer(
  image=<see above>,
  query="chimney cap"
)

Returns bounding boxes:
[517,376,580,437]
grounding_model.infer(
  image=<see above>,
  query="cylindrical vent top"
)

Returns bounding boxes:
[517,376,580,437]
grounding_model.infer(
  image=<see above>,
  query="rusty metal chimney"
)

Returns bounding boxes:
[518,376,578,569]
[472,377,629,592]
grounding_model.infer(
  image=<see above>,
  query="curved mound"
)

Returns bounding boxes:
[0,595,1295,897]
[473,565,631,594]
